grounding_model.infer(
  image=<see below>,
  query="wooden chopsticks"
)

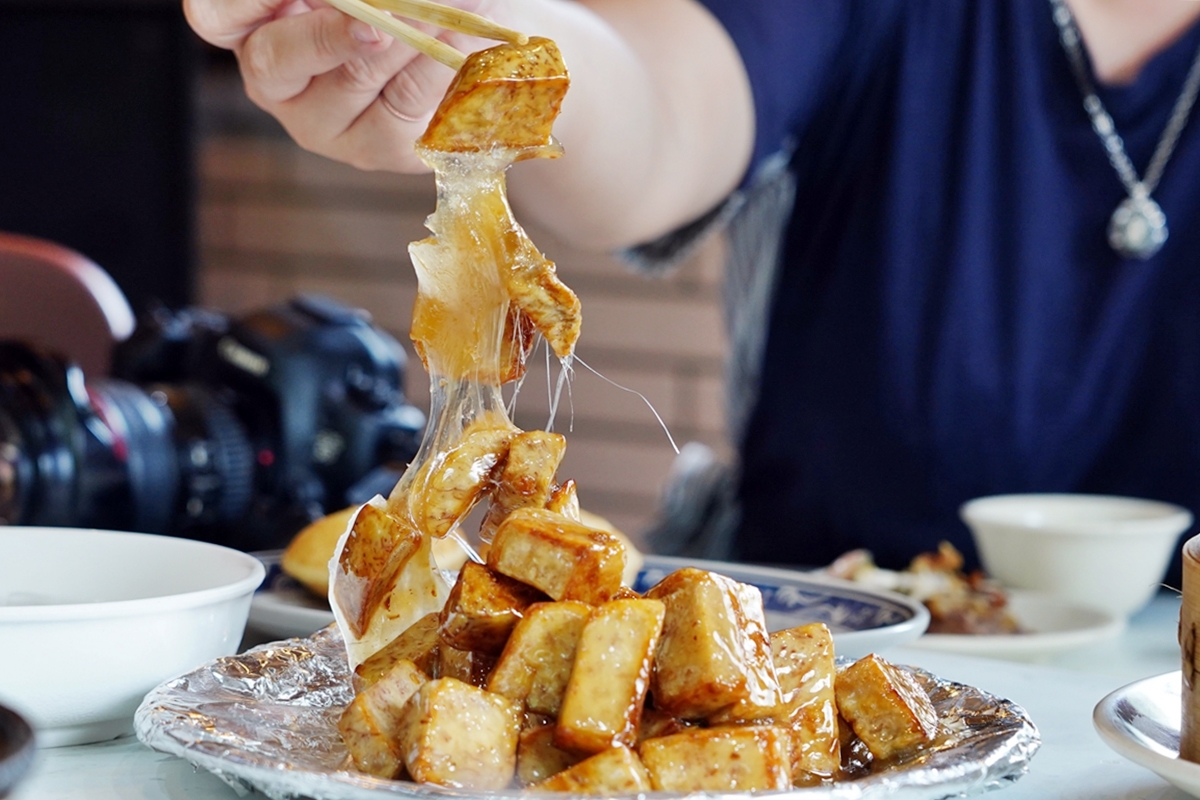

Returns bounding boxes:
[326,0,528,71]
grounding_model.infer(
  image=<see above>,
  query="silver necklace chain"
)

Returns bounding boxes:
[1049,0,1200,259]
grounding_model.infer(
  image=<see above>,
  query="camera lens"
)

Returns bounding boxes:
[0,414,30,525]
[0,343,254,537]
[0,344,87,527]
[148,384,254,531]
[83,379,180,533]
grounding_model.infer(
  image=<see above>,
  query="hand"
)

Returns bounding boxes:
[184,0,508,172]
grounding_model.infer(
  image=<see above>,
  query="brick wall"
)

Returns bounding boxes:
[195,69,731,545]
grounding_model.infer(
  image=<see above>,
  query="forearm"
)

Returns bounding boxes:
[505,0,754,251]
[183,0,753,252]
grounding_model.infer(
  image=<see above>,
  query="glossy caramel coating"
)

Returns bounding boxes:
[638,725,793,792]
[767,623,842,784]
[515,724,582,787]
[334,503,423,639]
[487,507,626,604]
[479,430,567,541]
[404,415,516,538]
[438,561,547,654]
[354,612,441,689]
[555,598,665,754]
[486,600,591,716]
[646,568,781,721]
[835,654,938,761]
[396,677,521,789]
[338,658,428,779]
[419,37,569,154]
[531,745,652,793]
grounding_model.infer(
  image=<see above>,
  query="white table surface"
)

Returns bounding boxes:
[9,592,1193,800]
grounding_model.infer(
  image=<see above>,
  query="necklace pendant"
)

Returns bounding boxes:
[1108,193,1168,260]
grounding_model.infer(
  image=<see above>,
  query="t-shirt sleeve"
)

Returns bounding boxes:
[697,0,904,178]
[622,0,903,272]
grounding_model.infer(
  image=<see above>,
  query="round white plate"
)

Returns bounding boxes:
[1093,671,1200,797]
[908,590,1124,658]
[248,552,930,655]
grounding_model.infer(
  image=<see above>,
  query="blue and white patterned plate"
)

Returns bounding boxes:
[634,555,929,659]
[248,552,929,657]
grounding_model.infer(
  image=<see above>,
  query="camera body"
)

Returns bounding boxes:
[0,295,425,550]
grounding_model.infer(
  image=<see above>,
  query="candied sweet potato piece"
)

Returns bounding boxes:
[396,677,521,789]
[355,612,440,689]
[487,600,591,715]
[331,501,450,668]
[646,568,780,720]
[435,644,497,688]
[487,507,625,604]
[638,725,793,792]
[338,659,428,779]
[419,37,569,155]
[334,503,422,639]
[406,418,516,539]
[531,745,652,794]
[835,654,938,761]
[556,598,665,754]
[768,623,841,784]
[515,724,583,787]
[544,479,581,520]
[438,561,546,654]
[479,430,566,541]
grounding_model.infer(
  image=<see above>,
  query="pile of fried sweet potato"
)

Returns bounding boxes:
[337,513,939,792]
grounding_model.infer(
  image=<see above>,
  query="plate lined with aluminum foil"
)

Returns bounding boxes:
[135,625,1040,800]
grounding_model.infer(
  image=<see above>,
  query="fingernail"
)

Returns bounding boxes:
[351,21,383,44]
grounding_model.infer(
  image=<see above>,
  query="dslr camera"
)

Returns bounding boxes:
[0,294,426,551]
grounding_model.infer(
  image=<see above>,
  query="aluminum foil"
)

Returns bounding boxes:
[134,626,1040,800]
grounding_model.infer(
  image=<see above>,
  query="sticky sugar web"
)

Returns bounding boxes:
[329,37,582,669]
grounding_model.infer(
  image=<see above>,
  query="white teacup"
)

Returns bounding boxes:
[960,493,1192,617]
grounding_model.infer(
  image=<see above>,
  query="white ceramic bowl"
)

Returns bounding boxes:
[0,527,264,747]
[961,493,1191,618]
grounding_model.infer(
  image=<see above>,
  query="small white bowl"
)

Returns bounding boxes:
[0,527,264,747]
[961,493,1191,618]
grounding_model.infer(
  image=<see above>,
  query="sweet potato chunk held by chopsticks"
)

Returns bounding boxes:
[407,35,581,376]
[419,37,569,154]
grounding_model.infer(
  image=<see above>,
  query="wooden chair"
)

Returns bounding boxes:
[0,232,135,375]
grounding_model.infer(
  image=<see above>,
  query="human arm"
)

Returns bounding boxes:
[182,0,754,250]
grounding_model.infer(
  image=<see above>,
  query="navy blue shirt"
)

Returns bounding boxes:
[697,0,1200,581]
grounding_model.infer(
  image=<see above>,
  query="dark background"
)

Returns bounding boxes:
[0,0,199,317]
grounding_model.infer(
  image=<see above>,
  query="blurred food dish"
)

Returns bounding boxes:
[0,527,264,747]
[909,590,1124,659]
[826,542,1020,636]
[249,551,337,639]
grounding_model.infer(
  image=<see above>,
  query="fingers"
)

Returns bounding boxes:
[190,0,510,172]
[248,13,475,168]
[239,6,395,105]
[330,44,450,122]
[184,0,301,49]
[282,53,454,171]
